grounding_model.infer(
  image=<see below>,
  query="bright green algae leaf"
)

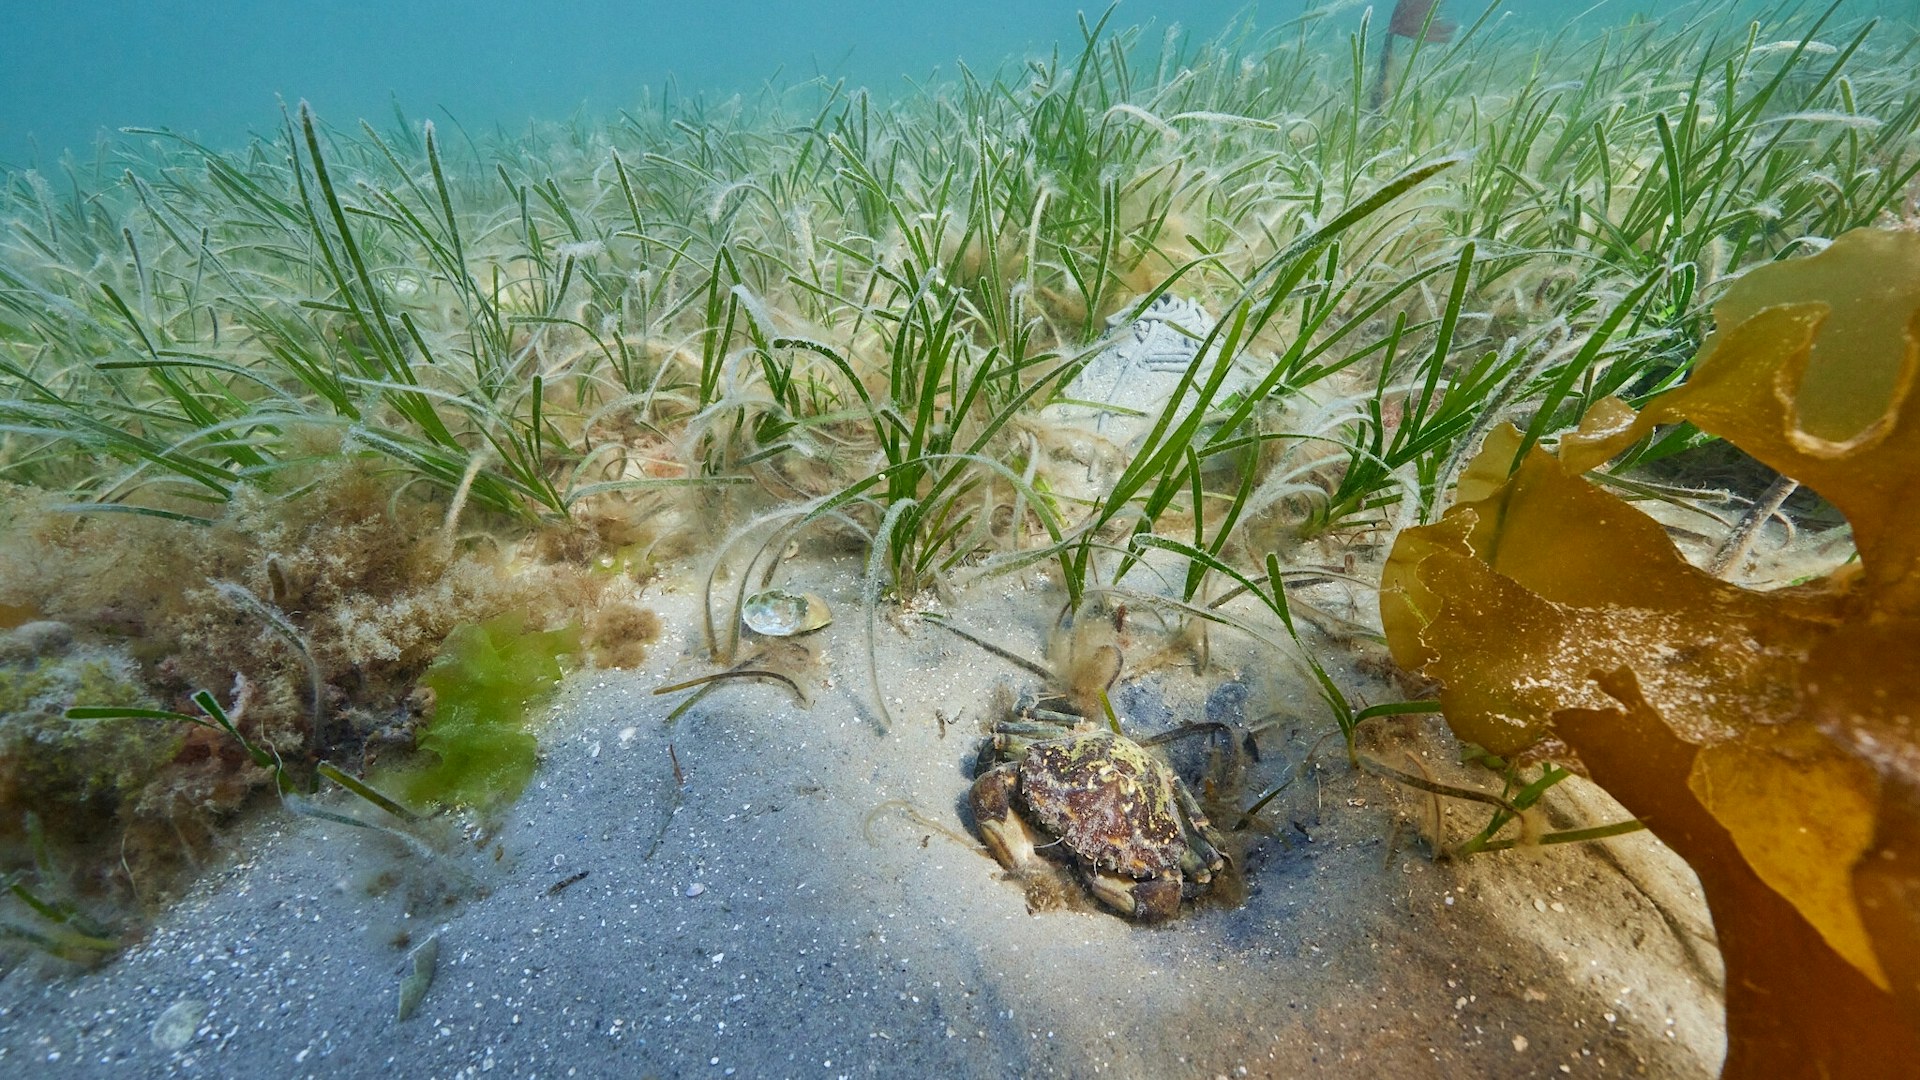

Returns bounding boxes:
[391,615,579,811]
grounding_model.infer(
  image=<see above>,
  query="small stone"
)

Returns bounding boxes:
[685,882,706,897]
[1533,898,1548,913]
[1513,1035,1530,1052]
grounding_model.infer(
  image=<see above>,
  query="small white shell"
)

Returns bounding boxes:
[741,589,832,636]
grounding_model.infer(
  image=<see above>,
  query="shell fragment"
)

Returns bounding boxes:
[742,589,832,636]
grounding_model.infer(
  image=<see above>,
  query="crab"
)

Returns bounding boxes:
[968,697,1230,921]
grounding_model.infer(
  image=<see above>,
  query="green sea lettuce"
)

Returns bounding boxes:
[391,615,579,811]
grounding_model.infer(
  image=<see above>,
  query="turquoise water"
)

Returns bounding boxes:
[5,0,1856,169]
[7,1,1247,166]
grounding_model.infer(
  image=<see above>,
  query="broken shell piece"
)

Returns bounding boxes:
[742,589,832,636]
[396,934,439,1021]
[150,997,206,1051]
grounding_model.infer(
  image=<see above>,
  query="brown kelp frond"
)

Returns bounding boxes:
[1381,228,1920,1076]
[1370,0,1455,109]
[1387,0,1455,43]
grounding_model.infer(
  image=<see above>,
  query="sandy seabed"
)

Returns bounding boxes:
[0,559,1726,1078]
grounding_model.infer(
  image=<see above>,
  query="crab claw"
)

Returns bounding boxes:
[971,764,1041,871]
[1088,870,1183,922]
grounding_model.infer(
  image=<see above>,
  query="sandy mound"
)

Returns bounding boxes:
[0,564,1723,1077]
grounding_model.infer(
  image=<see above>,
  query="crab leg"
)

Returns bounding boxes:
[1169,776,1230,883]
